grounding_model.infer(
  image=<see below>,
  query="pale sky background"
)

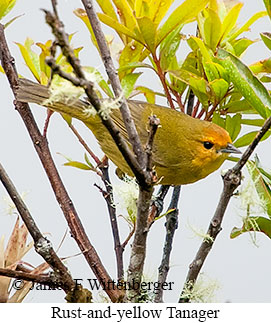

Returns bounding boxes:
[1,0,271,303]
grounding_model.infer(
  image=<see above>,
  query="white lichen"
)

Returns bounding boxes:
[2,192,28,216]
[182,273,220,303]
[187,220,214,243]
[43,77,85,107]
[113,176,139,224]
[237,177,266,215]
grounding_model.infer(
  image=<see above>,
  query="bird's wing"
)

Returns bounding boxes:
[110,100,148,143]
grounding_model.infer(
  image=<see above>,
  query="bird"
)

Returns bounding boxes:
[16,78,241,185]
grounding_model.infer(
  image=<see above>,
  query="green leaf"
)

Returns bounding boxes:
[241,119,264,127]
[121,73,142,98]
[230,216,271,239]
[263,0,271,20]
[118,61,154,72]
[203,8,222,50]
[247,160,271,218]
[118,41,146,79]
[234,130,271,148]
[220,3,243,44]
[189,36,213,62]
[160,25,183,71]
[169,69,210,105]
[74,9,99,49]
[98,13,142,43]
[136,86,156,104]
[4,13,23,28]
[260,75,271,83]
[96,0,118,21]
[136,16,158,53]
[223,99,256,114]
[0,0,17,20]
[257,164,271,186]
[212,112,225,128]
[217,49,271,118]
[15,38,41,82]
[64,161,92,171]
[157,0,209,45]
[111,0,137,30]
[233,38,256,57]
[150,0,174,25]
[84,153,94,168]
[225,113,241,141]
[250,58,271,74]
[209,78,229,103]
[260,32,271,51]
[84,66,114,98]
[227,11,267,43]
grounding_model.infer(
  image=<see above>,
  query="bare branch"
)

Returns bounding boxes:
[68,123,102,170]
[0,268,62,288]
[81,0,147,169]
[179,115,271,302]
[126,117,160,302]
[0,23,122,302]
[186,90,195,116]
[155,185,181,303]
[94,163,124,280]
[0,162,74,293]
[145,115,160,173]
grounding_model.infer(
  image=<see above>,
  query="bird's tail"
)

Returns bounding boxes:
[16,78,93,122]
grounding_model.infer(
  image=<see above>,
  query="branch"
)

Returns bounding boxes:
[0,162,74,293]
[0,24,122,302]
[145,115,160,173]
[154,185,181,303]
[179,115,271,302]
[68,123,102,170]
[125,117,160,302]
[0,268,62,288]
[81,0,148,169]
[44,12,151,188]
[186,90,195,116]
[148,185,170,227]
[94,163,124,281]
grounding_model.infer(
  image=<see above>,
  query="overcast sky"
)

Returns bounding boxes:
[1,0,271,303]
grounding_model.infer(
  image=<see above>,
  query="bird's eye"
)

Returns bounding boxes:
[203,141,214,150]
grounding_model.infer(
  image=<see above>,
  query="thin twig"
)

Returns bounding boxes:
[171,89,185,112]
[196,107,206,119]
[121,225,136,249]
[153,54,175,110]
[0,23,122,302]
[205,102,218,121]
[145,115,160,173]
[154,185,181,303]
[0,162,74,293]
[94,162,124,280]
[81,0,147,170]
[179,115,271,302]
[68,123,102,167]
[191,100,200,118]
[186,90,195,116]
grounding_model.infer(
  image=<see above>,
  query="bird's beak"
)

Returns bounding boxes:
[218,143,242,154]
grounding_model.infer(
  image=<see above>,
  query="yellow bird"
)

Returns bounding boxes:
[16,79,241,185]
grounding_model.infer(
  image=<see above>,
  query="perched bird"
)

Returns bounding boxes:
[16,79,241,185]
